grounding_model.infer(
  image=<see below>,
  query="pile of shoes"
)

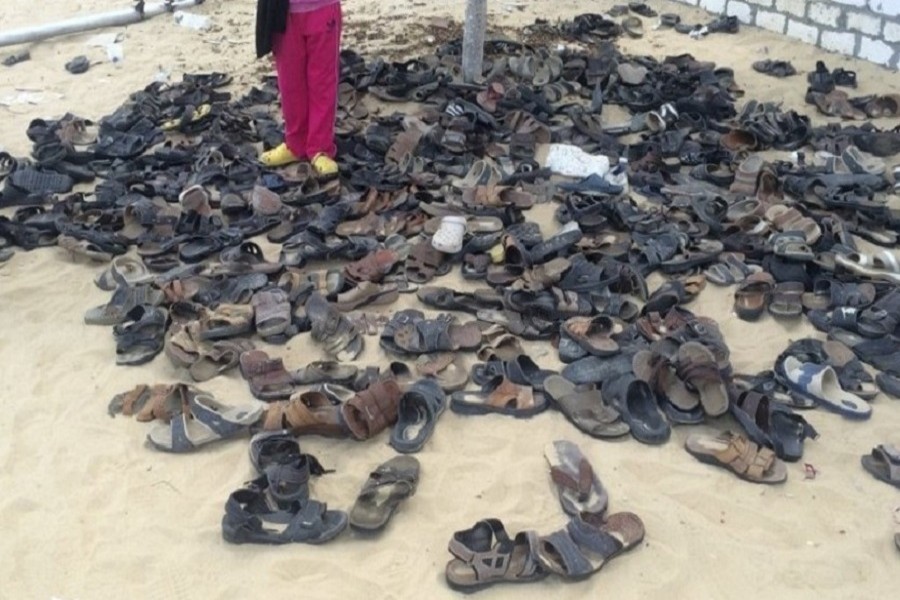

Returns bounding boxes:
[3,7,900,578]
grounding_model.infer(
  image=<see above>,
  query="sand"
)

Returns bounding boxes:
[1,0,899,598]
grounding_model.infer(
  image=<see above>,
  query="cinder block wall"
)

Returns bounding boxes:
[670,0,900,68]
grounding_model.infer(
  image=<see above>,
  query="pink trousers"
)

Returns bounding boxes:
[272,5,342,159]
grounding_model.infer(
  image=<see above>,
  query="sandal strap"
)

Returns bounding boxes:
[487,377,533,408]
[136,383,190,422]
[716,435,775,478]
[566,514,624,558]
[540,529,593,577]
[550,457,593,502]
[342,379,402,439]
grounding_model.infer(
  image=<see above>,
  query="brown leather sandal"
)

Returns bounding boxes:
[340,379,403,440]
[262,391,348,437]
[685,430,787,483]
[108,383,193,422]
[344,248,401,282]
[405,241,449,283]
[239,350,296,400]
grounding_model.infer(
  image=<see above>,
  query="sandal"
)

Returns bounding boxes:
[239,350,296,400]
[307,292,364,361]
[252,287,292,338]
[341,379,403,440]
[108,383,192,422]
[450,376,549,418]
[261,391,348,437]
[543,375,629,438]
[601,374,670,445]
[334,281,399,311]
[197,304,255,340]
[292,361,358,386]
[704,252,759,286]
[768,282,805,318]
[445,519,545,592]
[544,440,608,516]
[405,241,449,283]
[560,315,622,357]
[393,317,482,354]
[415,352,469,392]
[860,444,900,489]
[84,283,164,326]
[344,248,402,282]
[113,305,168,366]
[222,481,347,545]
[391,379,447,453]
[349,456,420,531]
[731,389,818,462]
[57,234,113,262]
[733,272,774,320]
[537,512,645,580]
[94,256,153,290]
[685,430,787,483]
[782,357,871,419]
[470,354,555,390]
[676,341,729,416]
[147,392,262,453]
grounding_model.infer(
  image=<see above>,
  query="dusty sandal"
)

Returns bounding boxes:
[349,455,420,531]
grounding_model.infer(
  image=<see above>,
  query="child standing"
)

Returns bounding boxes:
[260,0,342,176]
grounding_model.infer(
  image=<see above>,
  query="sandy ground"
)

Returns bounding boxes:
[1,0,899,598]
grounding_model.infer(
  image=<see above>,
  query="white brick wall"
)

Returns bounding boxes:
[858,35,895,65]
[755,9,787,31]
[869,0,900,18]
[775,0,807,17]
[667,0,898,68]
[808,2,841,26]
[820,30,857,54]
[700,0,728,12]
[726,0,755,22]
[845,10,884,36]
[786,18,820,44]
[885,21,900,44]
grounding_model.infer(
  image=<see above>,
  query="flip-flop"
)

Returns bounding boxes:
[543,440,608,516]
[349,456,420,531]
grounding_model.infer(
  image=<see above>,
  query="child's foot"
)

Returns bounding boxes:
[312,153,339,177]
[260,143,300,167]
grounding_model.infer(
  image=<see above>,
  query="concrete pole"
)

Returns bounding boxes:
[461,0,486,83]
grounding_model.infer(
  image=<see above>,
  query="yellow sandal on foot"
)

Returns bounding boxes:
[260,143,301,168]
[311,153,339,177]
